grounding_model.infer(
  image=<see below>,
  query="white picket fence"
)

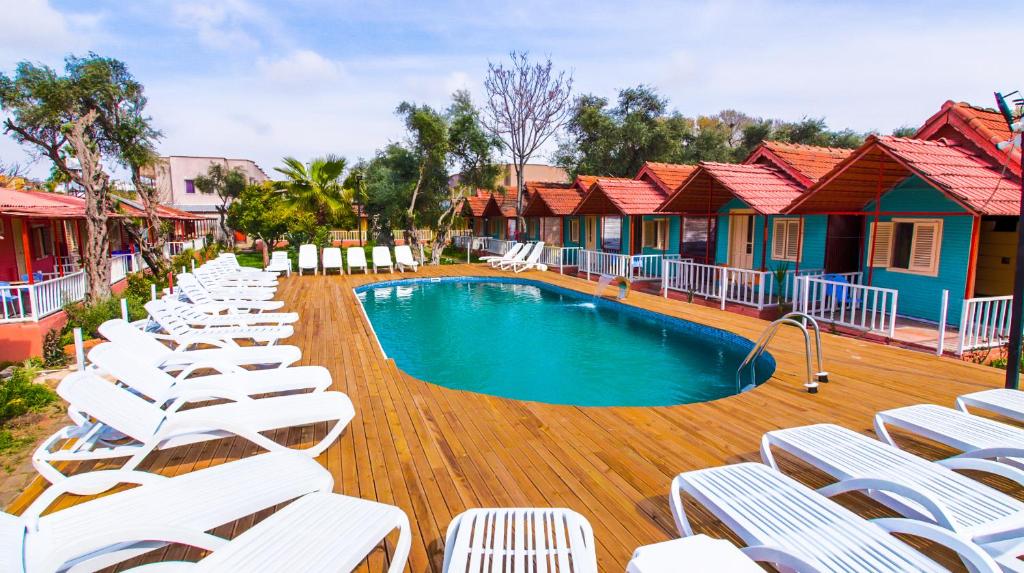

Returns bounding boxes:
[578,250,683,281]
[481,238,516,256]
[956,295,1013,355]
[797,275,899,338]
[539,246,581,274]
[0,254,140,323]
[164,237,206,257]
[663,261,777,310]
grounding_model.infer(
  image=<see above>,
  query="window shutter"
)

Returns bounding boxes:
[868,222,894,267]
[909,221,941,274]
[772,219,787,260]
[785,220,801,261]
[642,220,654,247]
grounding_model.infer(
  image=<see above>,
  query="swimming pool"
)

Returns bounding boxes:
[355,277,775,407]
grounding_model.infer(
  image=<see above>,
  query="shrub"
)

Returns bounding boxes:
[62,297,123,342]
[42,328,67,368]
[0,363,56,425]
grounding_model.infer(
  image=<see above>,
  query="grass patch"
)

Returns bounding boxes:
[0,429,33,456]
[0,364,57,424]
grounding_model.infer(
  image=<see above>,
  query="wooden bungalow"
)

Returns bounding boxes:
[635,162,699,260]
[571,177,674,255]
[521,182,584,246]
[458,190,493,237]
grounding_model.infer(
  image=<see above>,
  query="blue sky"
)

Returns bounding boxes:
[0,0,1019,178]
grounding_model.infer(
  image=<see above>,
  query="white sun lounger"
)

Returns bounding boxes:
[144,300,293,347]
[510,241,545,272]
[322,247,344,275]
[176,273,285,312]
[373,246,394,273]
[8,452,333,573]
[158,298,298,327]
[442,508,597,573]
[670,462,999,572]
[34,371,354,484]
[347,247,368,273]
[395,245,419,272]
[875,403,1024,473]
[87,342,331,405]
[119,492,411,573]
[958,388,1024,423]
[193,266,278,294]
[213,255,278,279]
[99,319,302,374]
[481,242,521,263]
[264,250,292,276]
[298,244,318,275]
[494,243,532,269]
[181,271,278,301]
[761,423,1024,569]
[197,262,278,286]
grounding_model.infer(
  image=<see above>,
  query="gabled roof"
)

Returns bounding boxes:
[786,136,1021,216]
[460,191,492,217]
[745,141,854,186]
[573,178,669,216]
[113,196,206,221]
[521,182,583,217]
[572,175,599,194]
[915,101,1020,177]
[0,187,85,218]
[635,162,698,192]
[657,163,804,215]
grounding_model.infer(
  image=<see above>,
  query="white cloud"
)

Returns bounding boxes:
[171,0,276,52]
[0,0,102,67]
[258,49,345,84]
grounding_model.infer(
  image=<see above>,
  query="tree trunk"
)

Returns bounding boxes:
[218,202,234,249]
[431,194,458,265]
[515,160,527,241]
[67,111,112,300]
[130,168,169,276]
[406,164,425,248]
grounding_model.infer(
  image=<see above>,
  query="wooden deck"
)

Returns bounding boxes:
[9,263,1016,571]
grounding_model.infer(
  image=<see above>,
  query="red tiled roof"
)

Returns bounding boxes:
[573,175,600,194]
[915,100,1020,177]
[657,163,804,215]
[747,141,854,185]
[521,183,584,217]
[573,178,669,216]
[635,162,698,192]
[461,192,492,217]
[787,136,1021,216]
[0,187,86,218]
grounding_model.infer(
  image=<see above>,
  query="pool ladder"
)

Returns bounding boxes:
[736,312,828,394]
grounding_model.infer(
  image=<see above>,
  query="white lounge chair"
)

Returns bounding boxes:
[118,491,411,573]
[175,273,284,312]
[158,298,298,327]
[87,342,331,405]
[958,388,1024,423]
[184,270,278,301]
[493,243,531,269]
[761,423,1024,569]
[298,244,318,275]
[194,265,278,292]
[671,462,999,572]
[213,255,278,279]
[442,508,598,573]
[322,247,344,275]
[395,245,420,272]
[875,403,1024,473]
[34,371,354,484]
[510,241,545,272]
[144,300,293,347]
[373,246,394,273]
[9,452,333,573]
[98,319,302,375]
[202,260,279,284]
[264,250,292,277]
[480,242,521,262]
[347,247,368,274]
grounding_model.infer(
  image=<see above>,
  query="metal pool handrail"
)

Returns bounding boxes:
[736,312,827,394]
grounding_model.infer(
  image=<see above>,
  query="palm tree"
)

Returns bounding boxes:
[273,155,348,226]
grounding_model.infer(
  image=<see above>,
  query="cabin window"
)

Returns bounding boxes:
[542,217,561,245]
[32,226,53,258]
[184,179,195,194]
[569,219,580,242]
[601,217,622,252]
[528,218,539,238]
[868,219,942,276]
[681,217,714,261]
[771,218,803,262]
[642,218,669,250]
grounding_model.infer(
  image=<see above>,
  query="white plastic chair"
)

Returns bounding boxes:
[761,423,1023,569]
[322,247,343,275]
[671,462,998,572]
[264,250,292,277]
[8,453,333,573]
[144,300,294,347]
[395,245,419,272]
[33,371,355,484]
[176,273,284,312]
[373,246,394,273]
[298,244,318,275]
[347,247,368,274]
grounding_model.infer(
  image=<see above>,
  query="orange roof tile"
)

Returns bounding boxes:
[915,100,1020,177]
[747,141,854,185]
[522,183,584,217]
[657,163,804,215]
[573,178,669,216]
[635,162,698,192]
[460,193,492,217]
[787,136,1021,216]
[0,187,85,218]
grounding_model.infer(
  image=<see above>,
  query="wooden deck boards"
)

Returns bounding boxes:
[8,263,1014,572]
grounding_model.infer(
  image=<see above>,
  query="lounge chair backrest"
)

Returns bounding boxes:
[271,251,289,261]
[500,243,523,261]
[347,247,367,268]
[97,319,170,363]
[298,244,317,268]
[144,300,192,337]
[372,246,393,266]
[524,242,545,263]
[395,245,416,264]
[323,248,342,267]
[58,371,165,441]
[89,342,176,401]
[510,243,533,263]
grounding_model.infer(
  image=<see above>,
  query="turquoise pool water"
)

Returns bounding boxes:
[356,278,774,407]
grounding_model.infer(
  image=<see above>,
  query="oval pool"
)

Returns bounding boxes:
[355,278,775,407]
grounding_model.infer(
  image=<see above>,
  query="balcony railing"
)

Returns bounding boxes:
[578,250,684,281]
[0,254,140,323]
[797,275,899,338]
[539,246,581,274]
[164,237,207,257]
[956,295,1013,355]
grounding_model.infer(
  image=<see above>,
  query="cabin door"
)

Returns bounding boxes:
[585,216,597,250]
[728,214,754,269]
[824,215,863,274]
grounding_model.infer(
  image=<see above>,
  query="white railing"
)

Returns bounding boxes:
[329,230,365,242]
[579,250,683,281]
[630,254,682,281]
[798,276,899,338]
[110,254,132,284]
[449,229,472,238]
[164,237,207,257]
[956,295,1013,355]
[539,246,581,274]
[31,271,87,319]
[663,261,776,310]
[481,238,516,256]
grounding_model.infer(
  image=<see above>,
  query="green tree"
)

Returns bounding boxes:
[362,144,420,244]
[891,125,918,137]
[194,163,247,247]
[395,101,449,246]
[228,182,290,265]
[273,155,349,227]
